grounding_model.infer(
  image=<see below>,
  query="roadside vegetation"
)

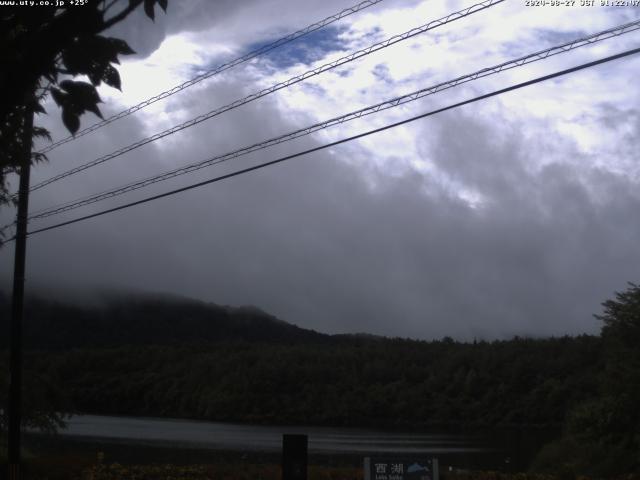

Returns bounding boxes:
[1,283,639,477]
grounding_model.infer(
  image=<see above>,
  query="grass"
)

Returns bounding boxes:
[7,435,639,479]
[6,450,640,480]
[22,460,640,480]
[82,462,362,480]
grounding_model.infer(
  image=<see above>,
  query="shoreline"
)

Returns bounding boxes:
[23,432,518,471]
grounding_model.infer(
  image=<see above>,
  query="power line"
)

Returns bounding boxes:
[21,46,640,239]
[26,18,640,221]
[27,0,504,194]
[36,0,387,155]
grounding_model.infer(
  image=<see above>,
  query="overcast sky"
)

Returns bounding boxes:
[1,0,639,340]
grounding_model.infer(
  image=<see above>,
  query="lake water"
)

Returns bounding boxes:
[59,415,486,454]
[39,414,555,470]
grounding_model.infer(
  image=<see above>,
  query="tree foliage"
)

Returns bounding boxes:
[532,282,640,476]
[36,336,600,431]
[578,283,640,451]
[0,0,169,429]
[0,293,602,432]
[0,0,168,214]
[596,281,640,344]
[0,351,68,435]
[3,286,638,475]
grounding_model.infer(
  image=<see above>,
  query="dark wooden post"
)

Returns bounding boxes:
[8,105,34,480]
[282,434,308,480]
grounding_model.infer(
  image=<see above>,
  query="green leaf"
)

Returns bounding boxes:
[31,152,48,164]
[50,88,67,107]
[102,65,121,91]
[90,35,121,65]
[144,0,155,20]
[58,81,104,121]
[69,6,105,36]
[86,103,103,119]
[62,41,93,75]
[158,0,168,12]
[88,69,102,86]
[61,108,80,134]
[33,126,52,141]
[59,80,102,105]
[64,36,121,76]
[108,37,136,56]
[58,80,76,92]
[44,70,59,84]
[34,103,47,115]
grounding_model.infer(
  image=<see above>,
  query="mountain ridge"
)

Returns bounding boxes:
[0,290,330,350]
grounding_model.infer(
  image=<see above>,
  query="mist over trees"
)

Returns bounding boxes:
[0,291,601,431]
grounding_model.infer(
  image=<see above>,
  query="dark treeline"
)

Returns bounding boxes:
[1,291,600,430]
[43,337,600,430]
[0,292,327,349]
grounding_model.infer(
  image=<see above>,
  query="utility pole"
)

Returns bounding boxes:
[7,105,34,480]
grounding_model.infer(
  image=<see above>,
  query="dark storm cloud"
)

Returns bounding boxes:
[3,65,639,340]
[2,2,639,341]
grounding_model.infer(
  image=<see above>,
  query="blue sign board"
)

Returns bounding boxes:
[364,457,439,480]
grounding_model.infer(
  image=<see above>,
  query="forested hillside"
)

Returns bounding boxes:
[0,291,601,430]
[0,291,327,349]
[40,336,599,429]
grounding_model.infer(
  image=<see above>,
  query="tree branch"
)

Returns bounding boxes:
[101,2,140,31]
[104,0,121,14]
